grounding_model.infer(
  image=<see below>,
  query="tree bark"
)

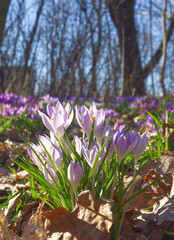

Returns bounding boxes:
[107,0,144,96]
[107,0,174,96]
[21,0,45,94]
[159,0,168,96]
[0,0,11,49]
[0,0,11,92]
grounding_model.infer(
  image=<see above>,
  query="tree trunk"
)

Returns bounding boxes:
[107,0,145,96]
[107,0,174,96]
[0,0,11,49]
[159,0,168,96]
[0,0,11,92]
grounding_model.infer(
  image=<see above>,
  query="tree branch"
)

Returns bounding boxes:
[142,14,174,81]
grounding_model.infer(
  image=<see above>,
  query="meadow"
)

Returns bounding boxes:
[0,92,174,240]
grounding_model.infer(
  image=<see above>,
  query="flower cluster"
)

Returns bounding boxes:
[27,100,148,208]
[0,92,41,119]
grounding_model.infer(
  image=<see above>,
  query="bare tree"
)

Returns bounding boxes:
[107,0,174,96]
[159,0,168,96]
[21,0,45,94]
[0,0,11,92]
[0,0,11,48]
[1,0,174,97]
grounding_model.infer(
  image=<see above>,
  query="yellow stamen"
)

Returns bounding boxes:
[73,167,76,170]
[52,117,54,121]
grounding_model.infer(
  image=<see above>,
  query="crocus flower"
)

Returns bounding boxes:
[64,135,82,156]
[102,125,118,161]
[28,143,44,171]
[67,160,83,191]
[38,134,63,170]
[38,100,74,139]
[28,134,63,171]
[43,164,58,187]
[73,135,82,156]
[114,130,138,163]
[132,132,148,162]
[75,102,105,144]
[114,122,125,132]
[82,140,106,169]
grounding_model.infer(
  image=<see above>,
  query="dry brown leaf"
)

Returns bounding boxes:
[143,169,171,198]
[119,211,136,238]
[21,203,47,240]
[151,196,174,225]
[128,191,159,211]
[124,175,144,193]
[0,209,19,240]
[147,229,165,240]
[11,199,41,236]
[44,190,114,240]
[143,151,174,176]
[4,139,28,161]
[0,142,9,164]
[135,195,174,237]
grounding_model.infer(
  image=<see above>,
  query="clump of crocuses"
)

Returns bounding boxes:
[27,100,148,212]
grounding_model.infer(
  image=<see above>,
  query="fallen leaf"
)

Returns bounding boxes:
[135,195,174,237]
[143,169,171,198]
[21,203,47,240]
[44,190,114,240]
[128,191,159,211]
[0,210,19,240]
[143,151,174,176]
[147,229,165,240]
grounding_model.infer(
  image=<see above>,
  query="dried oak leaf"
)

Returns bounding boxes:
[21,203,47,240]
[128,191,159,211]
[142,151,174,176]
[12,199,41,236]
[44,190,114,240]
[135,195,174,237]
[0,209,19,240]
[143,169,171,198]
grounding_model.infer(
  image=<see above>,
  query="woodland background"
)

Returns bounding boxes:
[0,0,174,98]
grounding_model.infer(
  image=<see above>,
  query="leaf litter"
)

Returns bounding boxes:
[0,137,174,239]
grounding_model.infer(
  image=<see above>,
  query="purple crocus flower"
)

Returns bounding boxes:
[114,122,125,132]
[132,131,148,161]
[28,143,44,171]
[82,140,106,169]
[62,135,82,157]
[114,130,138,163]
[73,135,82,156]
[28,134,63,171]
[75,102,105,144]
[43,164,58,187]
[38,134,63,170]
[38,100,74,139]
[102,125,118,161]
[67,160,83,191]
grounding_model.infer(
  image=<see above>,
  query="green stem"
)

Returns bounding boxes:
[92,173,95,196]
[70,187,74,209]
[118,159,137,237]
[165,110,168,151]
[110,176,117,199]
